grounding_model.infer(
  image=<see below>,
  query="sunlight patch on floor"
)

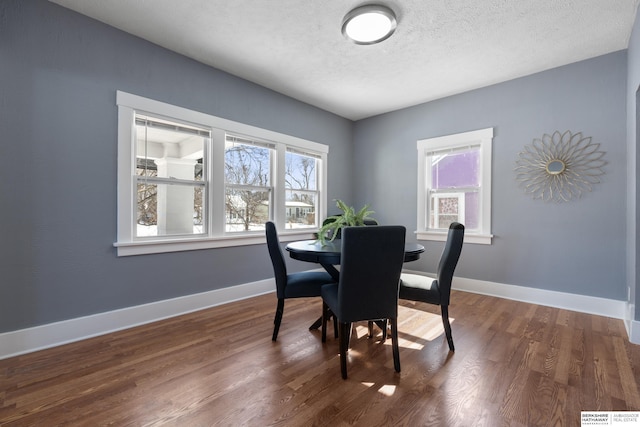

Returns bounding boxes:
[360,382,397,397]
[336,311,457,352]
[377,384,397,396]
[421,317,455,342]
[397,306,456,350]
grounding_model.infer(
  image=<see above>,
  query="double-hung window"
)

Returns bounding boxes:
[116,91,328,256]
[284,148,320,229]
[416,128,493,244]
[135,115,209,238]
[224,136,273,232]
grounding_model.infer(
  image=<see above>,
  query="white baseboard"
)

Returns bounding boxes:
[627,303,640,344]
[403,271,638,344]
[630,319,640,344]
[2,274,638,360]
[0,279,275,360]
[451,276,627,319]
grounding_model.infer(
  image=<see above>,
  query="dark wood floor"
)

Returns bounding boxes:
[1,290,639,426]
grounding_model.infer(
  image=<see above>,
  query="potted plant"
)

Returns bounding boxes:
[317,199,377,244]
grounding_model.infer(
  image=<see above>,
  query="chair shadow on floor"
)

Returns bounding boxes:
[313,304,456,380]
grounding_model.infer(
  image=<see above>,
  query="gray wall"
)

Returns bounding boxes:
[1,0,634,335]
[628,5,640,321]
[353,51,628,300]
[0,0,354,333]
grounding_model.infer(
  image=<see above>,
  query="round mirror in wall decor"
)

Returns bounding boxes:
[514,130,607,202]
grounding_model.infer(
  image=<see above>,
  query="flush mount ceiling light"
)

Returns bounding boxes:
[342,4,397,45]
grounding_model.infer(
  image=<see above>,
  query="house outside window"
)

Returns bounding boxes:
[417,128,493,244]
[116,91,328,256]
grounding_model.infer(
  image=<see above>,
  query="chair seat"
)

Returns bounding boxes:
[399,273,441,305]
[284,271,335,298]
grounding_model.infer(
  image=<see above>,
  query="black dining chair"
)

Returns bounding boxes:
[321,225,406,379]
[399,222,464,352]
[265,221,337,341]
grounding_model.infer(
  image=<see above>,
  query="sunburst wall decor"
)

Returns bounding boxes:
[514,130,606,202]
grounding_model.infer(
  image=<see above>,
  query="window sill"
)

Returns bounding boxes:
[114,230,318,256]
[416,231,492,245]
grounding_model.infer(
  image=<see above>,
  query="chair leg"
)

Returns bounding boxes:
[333,314,339,339]
[308,316,322,330]
[368,320,388,342]
[339,321,351,379]
[390,317,401,373]
[441,305,455,352]
[272,299,285,341]
[321,302,330,343]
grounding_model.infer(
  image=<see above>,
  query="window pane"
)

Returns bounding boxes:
[225,188,270,232]
[285,151,317,190]
[464,192,479,229]
[430,193,460,229]
[429,190,480,230]
[285,190,317,229]
[225,141,271,186]
[135,116,206,181]
[284,151,318,229]
[431,148,479,189]
[136,180,157,235]
[136,182,204,237]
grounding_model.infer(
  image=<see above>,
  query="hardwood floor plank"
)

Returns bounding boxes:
[1,291,638,426]
[613,335,640,409]
[552,324,573,385]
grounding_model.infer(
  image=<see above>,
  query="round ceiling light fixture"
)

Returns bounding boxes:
[342,4,397,45]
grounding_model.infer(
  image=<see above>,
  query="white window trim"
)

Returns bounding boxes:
[115,91,328,256]
[416,127,493,245]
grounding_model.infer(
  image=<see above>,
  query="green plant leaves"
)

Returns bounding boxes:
[317,199,377,244]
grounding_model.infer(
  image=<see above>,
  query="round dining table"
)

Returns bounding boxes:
[286,239,425,280]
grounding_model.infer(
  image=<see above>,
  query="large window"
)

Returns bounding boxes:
[116,91,328,256]
[416,128,493,244]
[284,149,319,229]
[135,115,208,238]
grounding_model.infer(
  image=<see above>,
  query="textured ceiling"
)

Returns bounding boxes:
[50,0,639,120]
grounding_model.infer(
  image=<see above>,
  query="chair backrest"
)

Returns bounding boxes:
[265,221,287,298]
[436,222,465,305]
[337,225,406,323]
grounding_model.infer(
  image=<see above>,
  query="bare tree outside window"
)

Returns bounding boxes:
[223,140,320,231]
[284,151,318,228]
[285,154,315,192]
[225,141,271,231]
[136,158,158,228]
